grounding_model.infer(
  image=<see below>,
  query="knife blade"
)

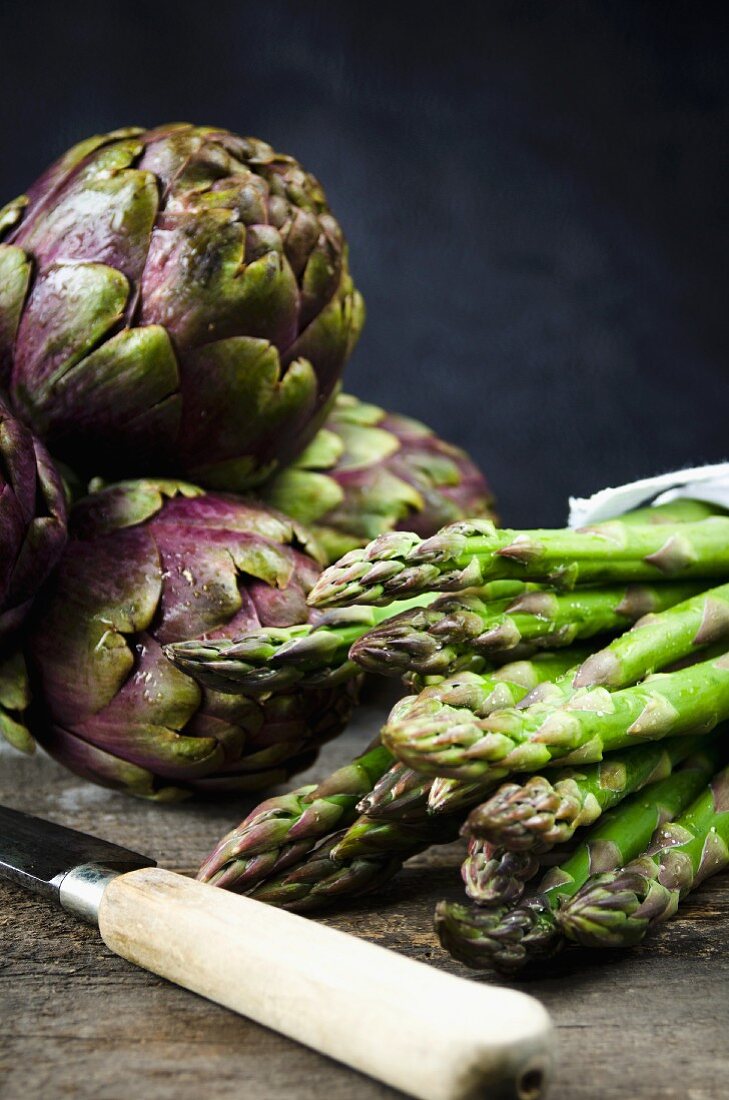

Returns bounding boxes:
[0,803,553,1100]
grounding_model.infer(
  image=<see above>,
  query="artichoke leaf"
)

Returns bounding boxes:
[264,469,343,528]
[16,169,158,283]
[0,245,32,382]
[182,340,319,487]
[13,262,130,414]
[0,195,28,238]
[289,426,344,470]
[51,326,182,457]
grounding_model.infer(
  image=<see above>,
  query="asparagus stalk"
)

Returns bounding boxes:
[381,649,583,793]
[308,513,729,608]
[464,736,701,852]
[428,776,493,815]
[384,649,729,782]
[559,761,729,948]
[351,582,702,678]
[166,596,435,694]
[196,738,394,891]
[247,831,404,913]
[357,761,433,820]
[245,773,475,913]
[331,810,464,861]
[435,746,720,972]
[573,581,729,689]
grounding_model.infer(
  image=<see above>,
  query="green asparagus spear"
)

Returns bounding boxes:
[464,736,701,852]
[243,785,470,912]
[196,738,394,891]
[351,583,702,678]
[357,761,433,820]
[428,776,494,815]
[166,596,435,694]
[381,651,582,788]
[308,514,729,608]
[573,582,729,689]
[435,746,720,972]
[331,811,463,861]
[247,831,404,913]
[559,761,729,948]
[248,801,470,913]
[385,650,729,782]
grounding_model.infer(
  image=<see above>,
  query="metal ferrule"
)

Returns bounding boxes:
[59,863,122,925]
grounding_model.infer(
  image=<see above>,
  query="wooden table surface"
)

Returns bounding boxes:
[1,688,728,1100]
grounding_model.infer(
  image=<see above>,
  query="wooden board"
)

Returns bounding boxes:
[1,689,728,1100]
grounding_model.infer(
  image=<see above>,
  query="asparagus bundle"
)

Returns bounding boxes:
[307,510,729,609]
[197,498,729,951]
[382,583,729,779]
[435,745,720,973]
[559,761,729,948]
[350,582,702,679]
[244,773,474,914]
[198,737,394,891]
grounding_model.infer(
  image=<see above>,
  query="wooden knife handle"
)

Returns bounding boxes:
[98,867,553,1100]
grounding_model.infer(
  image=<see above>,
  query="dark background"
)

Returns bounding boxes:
[2,0,727,525]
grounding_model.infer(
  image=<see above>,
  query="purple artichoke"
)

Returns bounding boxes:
[0,393,67,640]
[0,124,364,489]
[27,481,357,799]
[261,394,497,563]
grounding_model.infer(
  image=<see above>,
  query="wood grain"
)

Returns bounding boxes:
[1,688,728,1099]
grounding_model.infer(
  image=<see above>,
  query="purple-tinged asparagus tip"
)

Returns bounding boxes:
[572,650,622,689]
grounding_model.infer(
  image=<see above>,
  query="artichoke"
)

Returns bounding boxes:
[0,394,66,755]
[261,394,497,562]
[27,481,358,799]
[0,124,364,489]
[0,393,67,638]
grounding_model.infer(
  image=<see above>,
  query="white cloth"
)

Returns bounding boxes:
[568,463,729,528]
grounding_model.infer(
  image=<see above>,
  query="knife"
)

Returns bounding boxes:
[0,803,552,1100]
